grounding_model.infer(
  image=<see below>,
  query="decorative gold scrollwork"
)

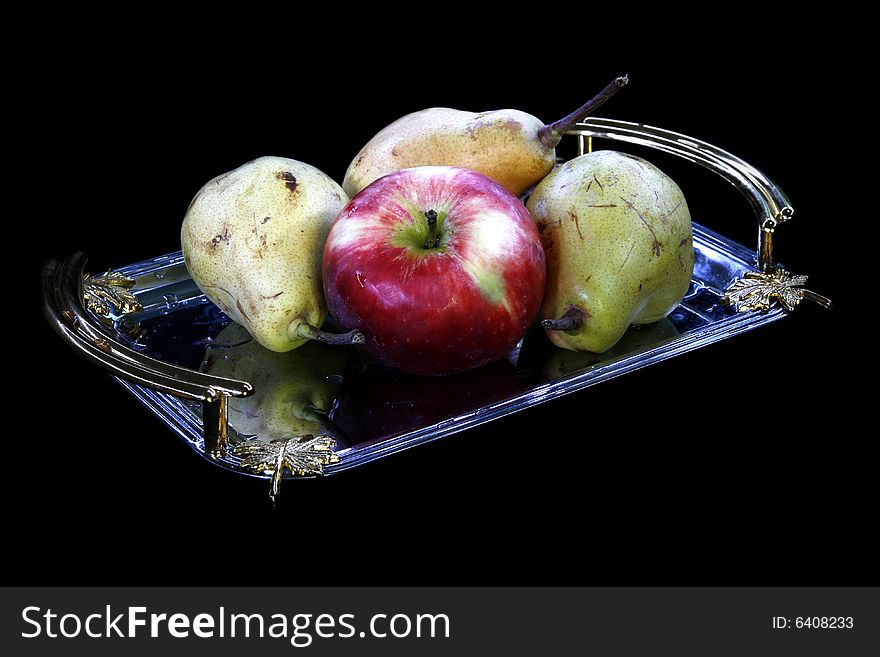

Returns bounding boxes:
[722,269,832,313]
[82,271,142,318]
[232,435,340,502]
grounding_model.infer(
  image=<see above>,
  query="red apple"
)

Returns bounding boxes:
[323,166,546,375]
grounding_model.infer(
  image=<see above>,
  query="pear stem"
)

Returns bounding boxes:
[538,75,629,149]
[424,209,441,249]
[296,322,365,346]
[541,306,587,332]
[302,405,351,447]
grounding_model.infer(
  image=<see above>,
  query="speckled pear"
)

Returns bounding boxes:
[526,150,694,353]
[181,156,362,352]
[342,76,628,198]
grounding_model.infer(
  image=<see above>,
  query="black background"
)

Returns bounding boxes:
[15,21,860,586]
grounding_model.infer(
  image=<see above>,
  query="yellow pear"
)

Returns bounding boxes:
[526,150,694,353]
[181,156,362,352]
[342,76,627,198]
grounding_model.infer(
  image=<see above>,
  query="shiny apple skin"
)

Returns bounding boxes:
[323,166,546,375]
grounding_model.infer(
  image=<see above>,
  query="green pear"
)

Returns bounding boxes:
[181,156,362,352]
[201,323,351,443]
[342,76,627,198]
[526,150,694,353]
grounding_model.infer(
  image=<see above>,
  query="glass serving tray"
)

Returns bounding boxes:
[43,118,827,491]
[113,223,782,478]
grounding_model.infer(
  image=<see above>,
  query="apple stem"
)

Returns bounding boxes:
[538,75,629,149]
[424,209,441,249]
[296,322,365,346]
[541,306,586,332]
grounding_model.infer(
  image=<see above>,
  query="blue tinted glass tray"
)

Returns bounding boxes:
[109,220,784,476]
[45,117,815,485]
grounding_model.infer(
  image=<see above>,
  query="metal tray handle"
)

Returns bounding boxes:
[570,118,830,312]
[42,251,253,456]
[571,117,790,271]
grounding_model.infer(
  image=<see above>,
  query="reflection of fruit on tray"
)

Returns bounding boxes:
[540,319,681,381]
[200,323,353,448]
[330,357,529,443]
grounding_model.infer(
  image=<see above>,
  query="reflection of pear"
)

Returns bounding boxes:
[331,358,526,443]
[527,151,694,353]
[201,323,351,444]
[541,318,680,381]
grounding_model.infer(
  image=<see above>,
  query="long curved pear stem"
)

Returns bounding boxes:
[538,75,629,149]
[541,306,587,332]
[296,322,365,345]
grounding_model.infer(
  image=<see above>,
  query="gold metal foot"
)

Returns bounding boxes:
[202,395,229,457]
[232,435,340,502]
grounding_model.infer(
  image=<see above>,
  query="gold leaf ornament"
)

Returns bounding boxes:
[232,435,340,501]
[82,271,142,318]
[722,269,832,313]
